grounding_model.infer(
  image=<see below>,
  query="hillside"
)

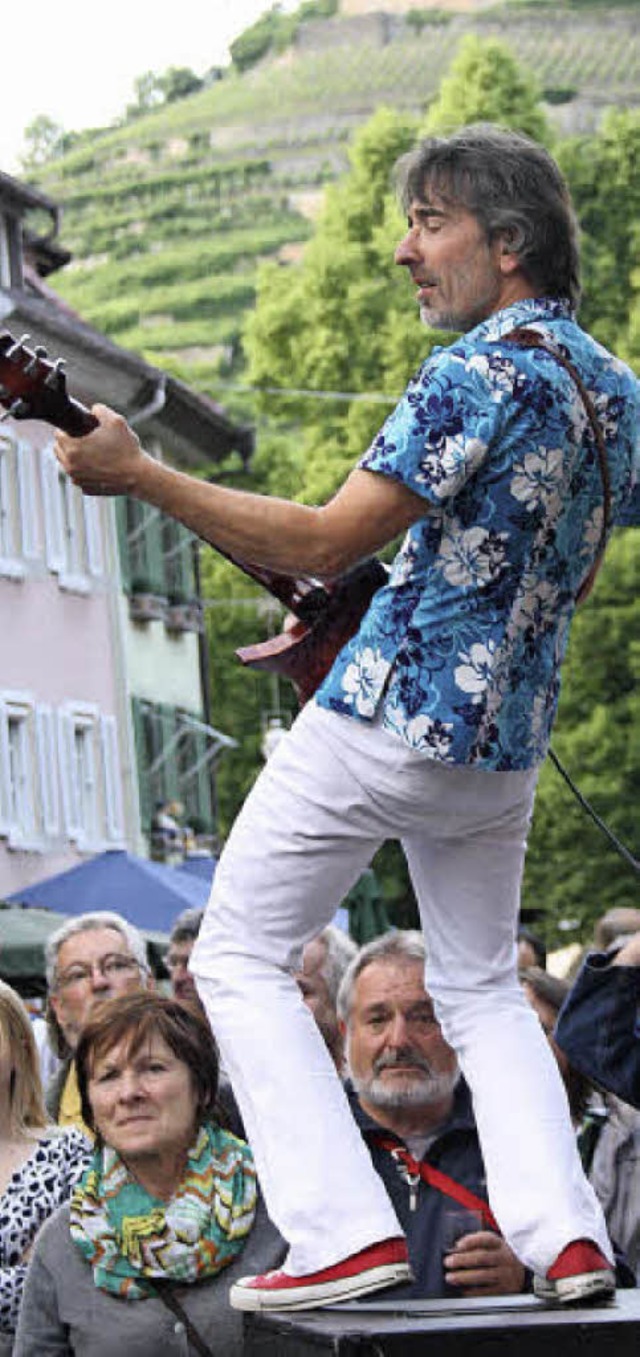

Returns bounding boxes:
[31,2,640,423]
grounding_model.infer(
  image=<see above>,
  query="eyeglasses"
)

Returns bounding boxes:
[54,955,143,991]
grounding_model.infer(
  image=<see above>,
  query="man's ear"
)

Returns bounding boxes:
[497,227,524,275]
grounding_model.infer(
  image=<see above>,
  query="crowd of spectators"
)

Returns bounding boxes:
[1,900,638,1352]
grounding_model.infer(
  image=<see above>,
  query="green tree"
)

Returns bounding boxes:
[557,109,640,360]
[244,105,421,504]
[160,67,203,103]
[230,0,338,73]
[230,6,294,72]
[126,71,165,119]
[423,34,549,141]
[523,530,640,939]
[20,115,65,169]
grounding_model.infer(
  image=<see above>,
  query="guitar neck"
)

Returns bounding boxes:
[217,548,330,621]
[0,330,328,621]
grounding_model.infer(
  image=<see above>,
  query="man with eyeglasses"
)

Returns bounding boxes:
[44,912,152,1133]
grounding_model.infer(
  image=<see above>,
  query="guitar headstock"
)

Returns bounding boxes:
[0,331,98,437]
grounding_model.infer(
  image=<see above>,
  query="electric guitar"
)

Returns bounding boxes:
[0,330,385,702]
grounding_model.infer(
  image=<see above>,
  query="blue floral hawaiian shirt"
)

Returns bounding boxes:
[315,298,640,770]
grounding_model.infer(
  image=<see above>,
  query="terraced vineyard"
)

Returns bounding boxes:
[32,3,640,412]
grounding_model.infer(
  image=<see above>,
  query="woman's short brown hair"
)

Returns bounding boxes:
[75,991,220,1136]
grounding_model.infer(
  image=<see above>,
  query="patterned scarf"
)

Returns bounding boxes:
[69,1122,257,1299]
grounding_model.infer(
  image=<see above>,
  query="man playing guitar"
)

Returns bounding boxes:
[53,125,639,1312]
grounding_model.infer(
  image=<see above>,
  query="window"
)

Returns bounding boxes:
[115,499,198,624]
[131,698,223,843]
[0,435,41,576]
[41,445,104,590]
[7,711,34,835]
[0,696,124,853]
[0,212,22,289]
[57,705,124,850]
[0,437,21,574]
[0,695,58,849]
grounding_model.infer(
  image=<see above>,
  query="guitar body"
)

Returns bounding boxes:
[235,557,389,704]
[0,328,388,705]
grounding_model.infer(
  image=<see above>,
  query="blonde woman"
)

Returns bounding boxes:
[0,981,89,1348]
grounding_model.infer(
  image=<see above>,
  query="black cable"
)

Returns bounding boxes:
[548,746,640,874]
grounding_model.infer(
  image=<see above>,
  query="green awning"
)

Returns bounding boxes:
[0,905,168,996]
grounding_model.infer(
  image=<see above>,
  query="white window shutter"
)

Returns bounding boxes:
[16,441,41,560]
[41,445,66,574]
[0,442,14,558]
[56,709,81,841]
[35,704,60,836]
[0,697,11,832]
[101,715,125,842]
[82,494,105,577]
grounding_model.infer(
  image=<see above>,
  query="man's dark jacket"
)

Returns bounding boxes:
[555,953,640,1110]
[348,1079,495,1298]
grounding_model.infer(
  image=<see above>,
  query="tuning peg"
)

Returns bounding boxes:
[0,397,30,419]
[44,358,66,389]
[5,334,31,360]
[23,344,49,375]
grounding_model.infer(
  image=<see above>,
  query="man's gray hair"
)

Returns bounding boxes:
[170,907,204,946]
[337,929,426,1024]
[45,911,149,989]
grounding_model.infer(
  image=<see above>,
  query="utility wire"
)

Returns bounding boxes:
[548,746,639,875]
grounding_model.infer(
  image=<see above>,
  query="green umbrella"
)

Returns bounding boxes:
[0,905,70,996]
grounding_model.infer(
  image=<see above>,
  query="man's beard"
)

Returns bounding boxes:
[349,1046,460,1110]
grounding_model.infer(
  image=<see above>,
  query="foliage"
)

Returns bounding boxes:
[523,531,640,940]
[243,105,423,503]
[556,109,640,360]
[422,34,550,141]
[230,0,338,73]
[20,115,66,169]
[126,67,204,120]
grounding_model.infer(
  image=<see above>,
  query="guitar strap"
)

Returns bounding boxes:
[504,327,612,605]
[371,1133,499,1231]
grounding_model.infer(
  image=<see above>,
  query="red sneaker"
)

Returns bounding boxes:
[229,1236,411,1311]
[534,1240,615,1305]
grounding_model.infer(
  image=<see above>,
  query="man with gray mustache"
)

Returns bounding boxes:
[338,931,526,1297]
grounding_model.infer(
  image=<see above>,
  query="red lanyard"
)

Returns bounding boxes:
[372,1133,499,1231]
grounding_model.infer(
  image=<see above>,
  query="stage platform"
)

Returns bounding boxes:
[244,1290,640,1356]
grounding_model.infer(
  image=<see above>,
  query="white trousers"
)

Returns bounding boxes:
[191,700,611,1276]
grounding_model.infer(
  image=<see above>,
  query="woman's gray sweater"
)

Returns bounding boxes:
[13,1196,283,1356]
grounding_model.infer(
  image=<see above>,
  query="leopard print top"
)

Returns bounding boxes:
[0,1127,89,1334]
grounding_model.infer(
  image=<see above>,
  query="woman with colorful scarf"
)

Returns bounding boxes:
[14,992,283,1356]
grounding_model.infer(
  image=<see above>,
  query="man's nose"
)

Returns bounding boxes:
[387,1012,411,1047]
[395,228,419,266]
